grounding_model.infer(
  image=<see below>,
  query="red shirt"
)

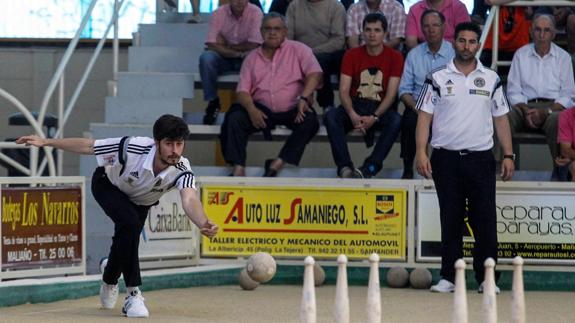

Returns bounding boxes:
[341,45,404,101]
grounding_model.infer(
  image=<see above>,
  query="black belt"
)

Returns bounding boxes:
[527,98,553,103]
[434,148,489,156]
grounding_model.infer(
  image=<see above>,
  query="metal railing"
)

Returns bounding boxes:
[479,0,575,70]
[0,0,125,177]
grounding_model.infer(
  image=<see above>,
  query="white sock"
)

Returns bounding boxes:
[126,286,139,296]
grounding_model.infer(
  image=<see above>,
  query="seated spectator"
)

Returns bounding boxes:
[480,0,532,72]
[286,0,346,112]
[405,0,470,50]
[219,13,322,177]
[325,13,403,178]
[346,0,406,49]
[199,0,263,125]
[506,14,575,179]
[399,9,455,179]
[556,108,575,181]
[534,6,575,55]
[270,0,352,13]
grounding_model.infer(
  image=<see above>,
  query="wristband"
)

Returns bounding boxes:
[372,113,379,121]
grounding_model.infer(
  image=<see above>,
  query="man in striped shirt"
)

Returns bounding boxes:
[17,114,218,318]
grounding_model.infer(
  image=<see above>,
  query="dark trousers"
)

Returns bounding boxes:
[324,99,401,173]
[430,148,497,284]
[92,167,150,287]
[400,106,418,162]
[220,102,319,166]
[315,50,344,109]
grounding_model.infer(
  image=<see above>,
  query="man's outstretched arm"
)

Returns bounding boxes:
[16,135,95,155]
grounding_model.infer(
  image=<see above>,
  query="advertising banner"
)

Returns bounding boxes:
[1,187,83,270]
[202,185,407,260]
[417,189,575,264]
[139,189,198,259]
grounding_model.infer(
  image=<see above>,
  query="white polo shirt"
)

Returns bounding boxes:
[93,136,196,206]
[416,59,510,151]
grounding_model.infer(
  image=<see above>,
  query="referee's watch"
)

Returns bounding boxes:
[503,154,516,162]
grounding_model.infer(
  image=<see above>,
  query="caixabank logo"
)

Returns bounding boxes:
[374,195,399,221]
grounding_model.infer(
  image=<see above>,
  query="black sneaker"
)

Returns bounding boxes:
[358,164,378,179]
[203,99,221,125]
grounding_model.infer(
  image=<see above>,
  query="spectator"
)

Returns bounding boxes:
[286,0,346,112]
[270,0,352,13]
[556,108,575,181]
[481,0,532,71]
[198,0,263,125]
[346,0,406,49]
[506,14,575,179]
[219,13,322,177]
[325,13,403,178]
[536,6,575,55]
[405,0,470,50]
[399,9,455,179]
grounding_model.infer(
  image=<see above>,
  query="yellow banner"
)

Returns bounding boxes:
[201,185,407,260]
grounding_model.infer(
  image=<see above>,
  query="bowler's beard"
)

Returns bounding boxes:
[158,151,180,166]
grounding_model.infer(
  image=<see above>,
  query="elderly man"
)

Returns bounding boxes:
[219,13,322,177]
[506,14,575,178]
[399,9,455,179]
[199,0,263,125]
[346,0,406,49]
[404,0,470,50]
[325,13,403,179]
[286,0,346,112]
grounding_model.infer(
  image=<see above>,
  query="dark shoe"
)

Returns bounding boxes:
[263,159,278,177]
[401,168,414,179]
[203,99,221,125]
[358,164,378,179]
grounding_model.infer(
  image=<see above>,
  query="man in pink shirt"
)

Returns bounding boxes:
[199,0,263,125]
[219,13,322,177]
[405,0,470,50]
[555,108,575,181]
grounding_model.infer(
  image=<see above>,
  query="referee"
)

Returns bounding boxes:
[415,22,514,293]
[17,114,218,317]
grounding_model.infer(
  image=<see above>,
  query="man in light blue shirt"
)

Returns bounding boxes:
[398,9,455,179]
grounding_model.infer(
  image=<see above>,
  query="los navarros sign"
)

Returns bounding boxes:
[1,187,82,270]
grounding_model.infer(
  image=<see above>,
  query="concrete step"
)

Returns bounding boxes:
[155,12,211,24]
[128,46,200,73]
[105,97,183,124]
[116,71,195,99]
[138,23,209,47]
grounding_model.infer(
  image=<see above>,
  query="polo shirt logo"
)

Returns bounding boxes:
[446,79,454,85]
[446,86,454,96]
[469,89,491,97]
[129,171,139,179]
[474,77,486,88]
